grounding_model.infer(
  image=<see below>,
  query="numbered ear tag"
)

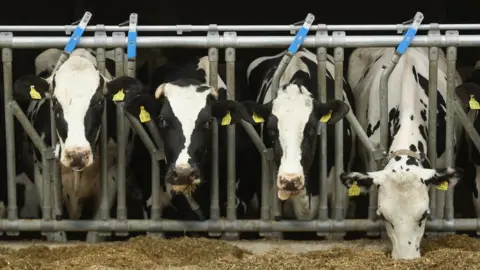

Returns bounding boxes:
[29,85,41,100]
[221,111,232,126]
[348,181,361,197]
[320,110,332,123]
[469,95,480,110]
[436,181,448,191]
[112,89,125,102]
[139,106,151,123]
[252,112,264,123]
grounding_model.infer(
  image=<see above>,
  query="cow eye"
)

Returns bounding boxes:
[157,117,168,128]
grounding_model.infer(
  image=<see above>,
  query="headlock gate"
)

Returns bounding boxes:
[1,11,480,244]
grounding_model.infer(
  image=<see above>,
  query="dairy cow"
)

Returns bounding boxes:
[12,48,141,241]
[240,48,354,222]
[454,60,480,220]
[104,56,259,236]
[340,47,464,259]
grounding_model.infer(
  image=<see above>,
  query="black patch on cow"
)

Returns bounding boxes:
[388,107,401,143]
[418,72,429,97]
[418,125,427,141]
[420,109,427,121]
[406,156,418,166]
[366,121,380,137]
[410,115,414,120]
[394,156,401,161]
[418,141,425,153]
[420,99,427,108]
[409,144,417,152]
[412,66,419,82]
[196,85,211,93]
[170,78,203,88]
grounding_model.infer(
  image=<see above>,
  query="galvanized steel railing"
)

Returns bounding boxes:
[2,11,480,242]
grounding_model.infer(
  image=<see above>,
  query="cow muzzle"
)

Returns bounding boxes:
[64,148,92,171]
[167,164,201,194]
[277,173,304,200]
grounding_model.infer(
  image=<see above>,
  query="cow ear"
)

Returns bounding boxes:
[423,167,463,189]
[209,100,254,126]
[455,82,480,110]
[105,76,144,104]
[240,100,273,125]
[13,75,50,101]
[314,99,350,124]
[339,171,377,196]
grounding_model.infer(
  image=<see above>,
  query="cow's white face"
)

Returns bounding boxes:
[242,84,350,200]
[13,55,109,171]
[340,167,462,259]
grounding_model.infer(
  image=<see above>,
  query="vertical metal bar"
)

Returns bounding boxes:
[41,154,52,221]
[224,43,238,240]
[428,46,441,222]
[444,31,458,224]
[113,40,128,236]
[316,46,329,236]
[333,33,346,236]
[2,41,18,233]
[208,47,221,237]
[259,148,271,238]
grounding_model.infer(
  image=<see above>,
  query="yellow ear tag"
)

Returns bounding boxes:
[252,112,264,123]
[319,110,332,123]
[469,95,480,110]
[348,181,361,197]
[112,89,125,102]
[436,181,448,191]
[221,111,232,126]
[29,85,41,100]
[139,106,151,123]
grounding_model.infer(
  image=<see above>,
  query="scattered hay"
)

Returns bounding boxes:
[0,234,478,270]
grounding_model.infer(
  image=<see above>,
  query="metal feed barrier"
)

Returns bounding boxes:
[1,11,480,242]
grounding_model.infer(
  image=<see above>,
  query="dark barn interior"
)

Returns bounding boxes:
[1,0,479,82]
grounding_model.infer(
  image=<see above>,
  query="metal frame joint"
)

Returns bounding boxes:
[0,32,13,49]
[223,31,237,54]
[207,24,220,48]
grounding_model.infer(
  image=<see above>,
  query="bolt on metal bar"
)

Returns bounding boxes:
[0,218,479,232]
[224,40,238,240]
[4,35,480,49]
[2,23,480,33]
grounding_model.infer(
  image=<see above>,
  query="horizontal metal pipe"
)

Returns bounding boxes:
[2,35,480,49]
[2,24,480,32]
[0,219,476,232]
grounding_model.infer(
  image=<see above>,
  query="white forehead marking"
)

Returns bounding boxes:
[163,84,210,165]
[272,84,314,174]
[53,55,99,148]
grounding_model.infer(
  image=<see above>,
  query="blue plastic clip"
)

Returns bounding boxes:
[127,13,138,60]
[396,12,424,55]
[64,12,92,54]
[288,13,315,54]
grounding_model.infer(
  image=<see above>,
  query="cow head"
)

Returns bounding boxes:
[340,166,463,259]
[241,84,349,200]
[13,56,121,171]
[106,76,253,194]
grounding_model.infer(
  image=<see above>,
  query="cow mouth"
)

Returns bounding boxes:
[277,189,302,200]
[72,167,84,172]
[171,179,200,195]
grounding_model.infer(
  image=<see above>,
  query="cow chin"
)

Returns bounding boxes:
[277,189,302,200]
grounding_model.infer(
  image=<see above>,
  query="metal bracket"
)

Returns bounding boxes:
[373,149,388,161]
[0,32,13,48]
[263,148,275,161]
[332,31,346,52]
[396,12,424,34]
[176,25,192,35]
[94,25,107,48]
[207,25,220,48]
[112,31,126,50]
[446,30,460,49]
[314,24,328,48]
[223,31,237,51]
[64,12,92,54]
[428,24,441,57]
[42,148,56,160]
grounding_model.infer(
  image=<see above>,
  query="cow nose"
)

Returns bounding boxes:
[278,174,303,191]
[66,150,91,171]
[170,164,199,185]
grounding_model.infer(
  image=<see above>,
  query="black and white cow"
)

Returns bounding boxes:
[104,55,259,236]
[454,60,480,220]
[12,48,143,241]
[240,48,354,221]
[340,47,465,259]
